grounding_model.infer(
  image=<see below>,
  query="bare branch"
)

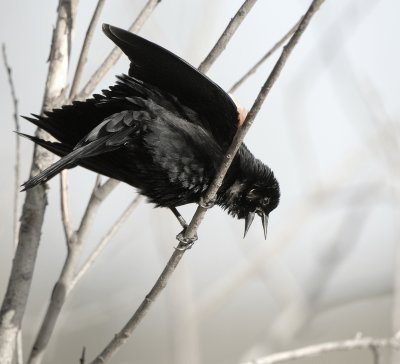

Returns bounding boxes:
[2,46,24,364]
[89,1,325,362]
[0,1,78,362]
[198,0,257,73]
[184,0,326,242]
[69,0,106,100]
[2,43,21,250]
[77,0,161,100]
[77,178,119,240]
[27,2,161,359]
[60,170,73,241]
[70,195,143,291]
[241,332,400,364]
[228,18,301,93]
[27,178,120,363]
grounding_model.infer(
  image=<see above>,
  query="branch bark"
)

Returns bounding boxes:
[2,44,21,250]
[27,178,120,364]
[2,41,24,364]
[0,1,78,363]
[198,0,257,73]
[27,1,162,360]
[89,0,325,362]
[69,0,106,100]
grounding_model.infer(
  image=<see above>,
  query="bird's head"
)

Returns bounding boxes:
[219,146,280,239]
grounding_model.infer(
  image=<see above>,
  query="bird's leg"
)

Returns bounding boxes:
[170,207,188,229]
[170,207,198,250]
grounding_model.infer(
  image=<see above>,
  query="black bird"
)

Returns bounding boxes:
[20,24,280,242]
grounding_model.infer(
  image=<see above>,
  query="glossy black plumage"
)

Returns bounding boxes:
[21,24,280,238]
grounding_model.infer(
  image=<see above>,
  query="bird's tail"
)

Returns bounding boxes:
[19,132,109,191]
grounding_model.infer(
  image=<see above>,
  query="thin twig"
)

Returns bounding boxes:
[370,345,382,364]
[79,347,86,364]
[241,333,400,364]
[69,0,106,100]
[70,195,143,291]
[2,43,21,250]
[198,0,257,73]
[0,1,77,363]
[77,0,161,100]
[229,18,301,93]
[89,1,325,362]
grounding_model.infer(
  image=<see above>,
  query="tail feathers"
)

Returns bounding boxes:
[21,146,82,191]
[19,133,112,191]
[17,132,72,157]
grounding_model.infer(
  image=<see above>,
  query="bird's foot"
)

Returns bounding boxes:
[175,230,198,251]
[199,196,215,209]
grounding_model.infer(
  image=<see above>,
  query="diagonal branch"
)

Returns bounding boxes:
[69,0,106,100]
[77,0,162,100]
[89,1,325,362]
[70,195,144,292]
[229,17,301,94]
[27,177,119,364]
[198,0,258,73]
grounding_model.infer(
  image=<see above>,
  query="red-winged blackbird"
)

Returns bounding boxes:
[20,24,280,240]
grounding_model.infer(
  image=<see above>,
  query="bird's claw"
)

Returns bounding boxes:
[199,196,215,209]
[175,230,198,251]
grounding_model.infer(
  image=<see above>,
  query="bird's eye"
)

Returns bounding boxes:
[262,197,270,206]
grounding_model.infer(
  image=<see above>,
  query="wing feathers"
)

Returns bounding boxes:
[102,24,239,149]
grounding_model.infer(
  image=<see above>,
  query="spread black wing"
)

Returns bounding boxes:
[102,24,239,150]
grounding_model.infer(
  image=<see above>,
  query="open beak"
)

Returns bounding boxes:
[243,211,255,238]
[261,213,269,240]
[243,211,269,239]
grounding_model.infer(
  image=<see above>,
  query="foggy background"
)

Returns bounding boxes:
[1,0,399,363]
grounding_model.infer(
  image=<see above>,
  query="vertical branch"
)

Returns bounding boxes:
[0,1,78,363]
[60,170,73,241]
[2,44,21,250]
[28,1,162,360]
[1,46,24,364]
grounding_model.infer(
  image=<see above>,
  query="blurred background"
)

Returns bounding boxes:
[0,0,399,363]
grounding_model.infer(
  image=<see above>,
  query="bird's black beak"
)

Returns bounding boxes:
[261,213,269,240]
[243,211,269,239]
[244,211,255,238]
